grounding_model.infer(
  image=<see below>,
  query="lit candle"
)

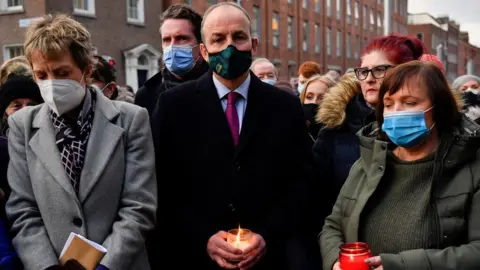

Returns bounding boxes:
[227,226,252,251]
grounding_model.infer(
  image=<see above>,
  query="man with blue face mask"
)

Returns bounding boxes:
[151,2,314,270]
[134,4,209,117]
[250,58,278,85]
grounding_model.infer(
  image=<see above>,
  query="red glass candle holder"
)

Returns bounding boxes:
[339,242,372,270]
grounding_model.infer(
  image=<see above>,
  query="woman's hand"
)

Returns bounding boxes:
[333,262,342,270]
[366,256,384,270]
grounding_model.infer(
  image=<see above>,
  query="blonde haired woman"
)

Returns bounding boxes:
[300,75,335,140]
[6,14,156,270]
[0,56,32,84]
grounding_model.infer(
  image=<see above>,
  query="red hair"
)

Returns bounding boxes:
[298,61,321,78]
[362,34,426,65]
[419,54,445,75]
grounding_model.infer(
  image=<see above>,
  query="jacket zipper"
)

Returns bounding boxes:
[432,136,454,248]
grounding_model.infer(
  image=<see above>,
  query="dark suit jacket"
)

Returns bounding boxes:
[150,71,313,270]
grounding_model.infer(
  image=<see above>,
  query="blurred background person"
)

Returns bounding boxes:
[274,80,298,96]
[300,75,335,141]
[250,58,278,85]
[313,34,426,217]
[452,75,480,123]
[321,61,480,270]
[90,55,134,103]
[326,70,341,83]
[0,74,43,137]
[297,61,321,93]
[0,56,32,85]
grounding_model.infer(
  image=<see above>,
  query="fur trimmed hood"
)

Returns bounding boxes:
[316,73,361,128]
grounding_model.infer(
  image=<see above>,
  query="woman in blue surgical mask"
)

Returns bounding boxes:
[321,61,480,270]
[297,61,321,93]
[6,14,156,270]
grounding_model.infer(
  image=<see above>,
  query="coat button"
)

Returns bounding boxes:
[72,217,83,227]
[235,162,241,171]
[378,166,384,172]
[229,204,235,212]
[381,144,387,150]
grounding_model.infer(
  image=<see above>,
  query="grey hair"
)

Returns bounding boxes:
[452,74,480,91]
[250,58,277,76]
[201,2,252,42]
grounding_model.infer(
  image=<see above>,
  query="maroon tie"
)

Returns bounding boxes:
[226,92,240,146]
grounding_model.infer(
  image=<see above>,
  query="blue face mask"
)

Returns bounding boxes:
[382,107,435,148]
[297,83,305,93]
[262,79,276,85]
[163,45,197,76]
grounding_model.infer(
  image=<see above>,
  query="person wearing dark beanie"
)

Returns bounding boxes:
[0,74,43,136]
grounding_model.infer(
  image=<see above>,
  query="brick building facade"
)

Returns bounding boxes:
[408,13,480,80]
[0,0,163,91]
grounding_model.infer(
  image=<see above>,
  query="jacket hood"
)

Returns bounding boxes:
[357,115,480,172]
[316,73,362,128]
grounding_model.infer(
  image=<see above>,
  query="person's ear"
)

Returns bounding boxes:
[200,43,209,63]
[252,37,259,53]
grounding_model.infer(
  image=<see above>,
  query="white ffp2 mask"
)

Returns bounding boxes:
[37,78,86,115]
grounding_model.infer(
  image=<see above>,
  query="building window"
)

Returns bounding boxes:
[127,0,145,24]
[207,0,217,7]
[303,21,309,52]
[364,37,368,49]
[315,0,320,13]
[288,0,294,4]
[288,63,296,78]
[315,24,321,54]
[287,16,294,49]
[3,44,23,62]
[327,27,332,56]
[355,35,360,59]
[73,0,95,16]
[183,0,192,5]
[1,0,23,12]
[303,0,308,9]
[346,0,351,24]
[370,8,375,31]
[327,0,332,17]
[336,0,341,20]
[272,12,280,48]
[363,5,368,30]
[336,30,342,57]
[354,1,359,26]
[377,11,382,34]
[252,6,261,41]
[347,33,352,59]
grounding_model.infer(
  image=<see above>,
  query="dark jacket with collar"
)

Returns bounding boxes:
[134,61,210,117]
[313,75,374,219]
[320,117,480,270]
[149,71,313,270]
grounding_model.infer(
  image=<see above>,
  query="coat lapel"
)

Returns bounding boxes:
[196,71,235,151]
[78,92,123,203]
[29,105,79,202]
[234,73,264,159]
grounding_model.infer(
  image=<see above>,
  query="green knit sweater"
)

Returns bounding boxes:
[360,151,438,255]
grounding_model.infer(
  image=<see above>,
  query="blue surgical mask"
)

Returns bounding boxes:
[163,45,197,76]
[382,106,435,148]
[262,79,276,85]
[297,83,305,93]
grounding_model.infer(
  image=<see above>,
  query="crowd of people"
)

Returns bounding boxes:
[0,2,479,270]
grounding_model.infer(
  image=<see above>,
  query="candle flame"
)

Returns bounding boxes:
[235,225,241,246]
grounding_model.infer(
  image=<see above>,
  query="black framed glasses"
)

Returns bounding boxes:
[354,65,395,81]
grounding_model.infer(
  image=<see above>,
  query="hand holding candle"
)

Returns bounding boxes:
[207,231,244,269]
[338,242,372,270]
[226,226,266,270]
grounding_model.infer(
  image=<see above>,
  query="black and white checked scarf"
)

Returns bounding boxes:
[50,89,96,193]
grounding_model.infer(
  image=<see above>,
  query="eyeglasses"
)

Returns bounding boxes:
[354,65,395,81]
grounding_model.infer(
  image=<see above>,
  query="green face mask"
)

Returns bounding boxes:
[207,45,252,80]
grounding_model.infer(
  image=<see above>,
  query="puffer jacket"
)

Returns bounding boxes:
[320,116,480,270]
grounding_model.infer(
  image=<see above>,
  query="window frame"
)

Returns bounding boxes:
[73,0,95,17]
[336,30,342,57]
[272,12,280,48]
[327,27,332,56]
[287,16,294,50]
[127,0,145,25]
[3,43,24,62]
[1,0,24,13]
[303,20,309,52]
[252,5,261,41]
[315,24,321,54]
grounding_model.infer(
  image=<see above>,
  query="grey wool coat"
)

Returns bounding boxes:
[5,90,157,270]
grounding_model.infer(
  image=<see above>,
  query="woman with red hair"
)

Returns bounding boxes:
[312,34,426,223]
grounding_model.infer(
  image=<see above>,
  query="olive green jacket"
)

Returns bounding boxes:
[319,116,480,270]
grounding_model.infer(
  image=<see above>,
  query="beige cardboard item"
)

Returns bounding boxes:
[59,232,107,270]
